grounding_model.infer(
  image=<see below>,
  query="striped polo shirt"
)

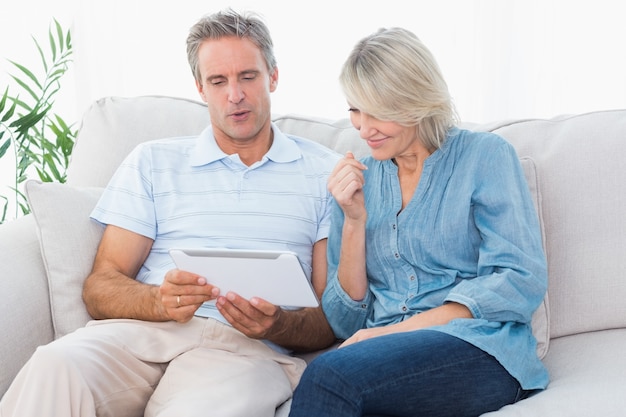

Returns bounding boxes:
[91,123,341,322]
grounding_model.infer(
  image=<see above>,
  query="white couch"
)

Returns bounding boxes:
[1,95,625,416]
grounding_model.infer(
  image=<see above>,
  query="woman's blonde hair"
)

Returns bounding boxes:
[340,27,458,150]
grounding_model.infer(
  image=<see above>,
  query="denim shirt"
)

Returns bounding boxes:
[322,128,549,390]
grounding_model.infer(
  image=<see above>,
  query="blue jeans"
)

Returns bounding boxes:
[289,330,530,417]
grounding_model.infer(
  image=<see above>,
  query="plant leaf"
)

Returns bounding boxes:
[1,93,19,123]
[42,153,62,180]
[34,36,49,75]
[1,18,75,222]
[0,87,7,113]
[9,74,40,103]
[54,19,64,54]
[65,26,72,50]
[0,137,11,158]
[9,105,50,133]
[49,25,57,61]
[0,195,8,224]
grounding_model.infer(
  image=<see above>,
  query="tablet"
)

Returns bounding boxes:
[169,248,319,308]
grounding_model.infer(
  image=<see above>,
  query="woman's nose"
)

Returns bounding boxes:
[357,114,377,139]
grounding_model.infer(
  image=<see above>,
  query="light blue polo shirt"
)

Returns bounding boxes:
[91,123,340,322]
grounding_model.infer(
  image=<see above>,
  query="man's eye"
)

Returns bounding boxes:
[348,108,360,113]
[211,80,225,86]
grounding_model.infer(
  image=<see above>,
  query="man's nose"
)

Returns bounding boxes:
[228,83,244,104]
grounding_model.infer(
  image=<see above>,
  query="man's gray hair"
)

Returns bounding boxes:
[186,8,276,83]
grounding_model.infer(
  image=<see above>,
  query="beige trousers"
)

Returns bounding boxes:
[0,317,305,417]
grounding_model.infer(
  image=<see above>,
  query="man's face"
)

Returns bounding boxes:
[195,36,278,149]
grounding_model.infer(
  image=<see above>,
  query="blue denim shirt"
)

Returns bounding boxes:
[322,128,549,390]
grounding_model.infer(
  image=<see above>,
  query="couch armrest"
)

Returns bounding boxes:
[0,215,54,397]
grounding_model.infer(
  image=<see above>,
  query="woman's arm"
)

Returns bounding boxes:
[446,139,548,324]
[327,152,369,299]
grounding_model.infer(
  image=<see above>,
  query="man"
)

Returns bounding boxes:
[0,9,338,417]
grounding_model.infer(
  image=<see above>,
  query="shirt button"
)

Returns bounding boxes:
[392,224,396,230]
[402,306,407,312]
[410,275,415,281]
[394,253,400,259]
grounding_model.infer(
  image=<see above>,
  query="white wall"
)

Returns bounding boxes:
[3,0,625,125]
[1,0,625,218]
[69,0,626,123]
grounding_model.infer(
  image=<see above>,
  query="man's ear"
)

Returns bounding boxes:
[269,67,279,92]
[196,79,207,102]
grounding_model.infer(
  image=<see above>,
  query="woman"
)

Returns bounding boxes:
[289,27,548,417]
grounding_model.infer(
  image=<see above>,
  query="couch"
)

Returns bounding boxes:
[1,95,625,416]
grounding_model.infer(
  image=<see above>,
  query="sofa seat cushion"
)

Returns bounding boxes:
[0,215,55,395]
[25,180,104,338]
[481,328,626,416]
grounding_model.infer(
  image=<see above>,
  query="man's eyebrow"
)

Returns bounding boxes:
[205,69,260,82]
[206,74,225,82]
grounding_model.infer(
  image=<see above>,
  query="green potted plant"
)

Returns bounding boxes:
[0,18,76,224]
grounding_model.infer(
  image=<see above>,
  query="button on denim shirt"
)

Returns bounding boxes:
[322,128,549,390]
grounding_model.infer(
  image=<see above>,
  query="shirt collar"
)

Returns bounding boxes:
[190,122,302,167]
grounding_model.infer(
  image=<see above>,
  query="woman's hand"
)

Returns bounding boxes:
[339,326,395,348]
[327,152,368,221]
[339,303,473,348]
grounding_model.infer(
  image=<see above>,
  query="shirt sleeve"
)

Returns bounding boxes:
[90,143,157,239]
[445,139,547,324]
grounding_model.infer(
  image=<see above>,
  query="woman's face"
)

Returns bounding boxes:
[348,108,424,161]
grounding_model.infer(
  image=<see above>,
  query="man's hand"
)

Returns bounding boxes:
[159,269,219,323]
[215,292,283,339]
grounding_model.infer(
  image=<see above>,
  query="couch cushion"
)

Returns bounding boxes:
[519,157,549,359]
[67,95,211,187]
[481,110,626,339]
[273,114,371,159]
[0,215,55,395]
[481,329,626,416]
[25,180,104,338]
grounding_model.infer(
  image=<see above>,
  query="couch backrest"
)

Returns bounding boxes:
[479,111,626,339]
[67,96,211,187]
[68,95,626,341]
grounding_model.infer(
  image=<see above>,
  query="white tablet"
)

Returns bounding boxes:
[169,248,319,308]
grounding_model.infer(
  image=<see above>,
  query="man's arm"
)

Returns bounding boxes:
[83,225,216,322]
[217,239,336,352]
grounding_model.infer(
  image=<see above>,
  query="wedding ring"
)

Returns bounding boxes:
[177,295,181,307]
